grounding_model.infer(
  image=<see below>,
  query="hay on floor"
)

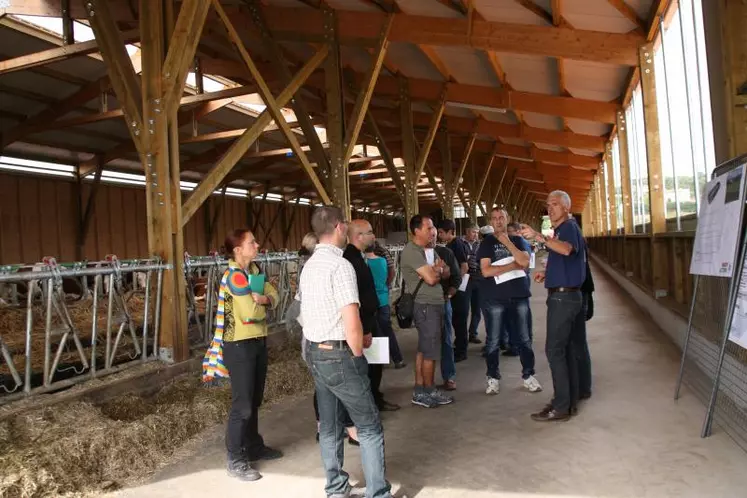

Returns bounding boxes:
[0,340,314,498]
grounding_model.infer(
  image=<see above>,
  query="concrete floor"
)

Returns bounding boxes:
[114,264,747,498]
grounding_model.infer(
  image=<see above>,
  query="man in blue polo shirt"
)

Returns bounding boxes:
[477,208,543,396]
[521,190,586,422]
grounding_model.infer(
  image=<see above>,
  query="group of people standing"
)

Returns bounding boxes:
[201,189,594,498]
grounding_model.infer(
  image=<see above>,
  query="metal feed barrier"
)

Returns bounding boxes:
[0,246,404,405]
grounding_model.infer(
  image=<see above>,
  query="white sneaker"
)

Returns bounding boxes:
[485,377,500,395]
[523,375,543,393]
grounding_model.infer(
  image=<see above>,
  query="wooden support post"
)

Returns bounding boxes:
[325,9,350,218]
[589,183,598,237]
[439,129,454,219]
[616,110,634,234]
[491,164,508,209]
[414,92,447,181]
[424,163,446,210]
[639,42,667,295]
[61,0,74,45]
[367,113,405,202]
[451,133,477,201]
[606,149,618,234]
[475,147,499,205]
[720,0,747,157]
[400,78,419,221]
[138,0,188,363]
[76,162,102,259]
[599,163,609,234]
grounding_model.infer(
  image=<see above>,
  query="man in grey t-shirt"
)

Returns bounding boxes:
[400,214,454,408]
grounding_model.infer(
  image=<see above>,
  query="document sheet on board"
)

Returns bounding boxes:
[729,258,747,349]
[690,164,747,277]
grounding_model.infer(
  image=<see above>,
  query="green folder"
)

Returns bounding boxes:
[248,273,266,295]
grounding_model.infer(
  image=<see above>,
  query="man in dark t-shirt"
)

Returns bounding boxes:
[521,192,587,422]
[438,219,470,362]
[477,208,543,396]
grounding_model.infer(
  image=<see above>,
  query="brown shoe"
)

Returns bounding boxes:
[442,380,457,391]
[531,408,571,422]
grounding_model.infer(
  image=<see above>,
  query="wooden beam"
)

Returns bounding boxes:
[342,15,393,166]
[86,1,143,155]
[254,6,643,65]
[424,163,446,209]
[605,151,618,233]
[0,28,139,74]
[476,149,500,201]
[606,0,646,32]
[161,0,211,116]
[249,0,332,183]
[451,133,477,198]
[211,0,330,205]
[638,43,665,234]
[400,78,419,221]
[181,44,329,225]
[367,112,405,202]
[439,128,455,218]
[616,111,634,233]
[414,91,447,180]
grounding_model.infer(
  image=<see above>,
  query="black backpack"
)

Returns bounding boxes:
[394,279,424,329]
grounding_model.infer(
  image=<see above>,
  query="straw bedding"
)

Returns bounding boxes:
[0,339,313,498]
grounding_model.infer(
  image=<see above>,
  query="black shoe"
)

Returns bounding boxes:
[469,337,482,344]
[247,445,283,462]
[316,432,320,443]
[227,458,262,481]
[580,392,592,400]
[531,408,571,422]
[378,400,401,412]
[454,354,467,363]
[394,361,407,369]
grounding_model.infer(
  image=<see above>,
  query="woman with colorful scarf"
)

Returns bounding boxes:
[202,228,282,482]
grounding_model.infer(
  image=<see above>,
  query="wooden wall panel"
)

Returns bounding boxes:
[0,173,396,264]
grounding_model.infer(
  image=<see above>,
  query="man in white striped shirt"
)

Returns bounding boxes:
[299,206,393,498]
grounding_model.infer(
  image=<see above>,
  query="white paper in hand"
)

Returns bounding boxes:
[363,337,390,364]
[492,256,528,285]
[458,273,470,292]
[425,248,435,265]
[529,252,536,269]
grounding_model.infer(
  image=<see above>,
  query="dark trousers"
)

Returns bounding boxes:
[308,342,392,498]
[314,392,353,427]
[482,298,535,380]
[466,277,483,338]
[451,290,470,357]
[577,299,592,397]
[377,305,403,364]
[545,291,584,414]
[223,337,267,461]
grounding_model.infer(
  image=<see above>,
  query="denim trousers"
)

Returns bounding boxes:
[308,342,392,498]
[482,298,535,380]
[466,277,483,338]
[501,306,533,350]
[441,299,456,383]
[377,305,403,364]
[451,290,470,357]
[223,337,267,461]
[576,299,592,397]
[545,290,585,414]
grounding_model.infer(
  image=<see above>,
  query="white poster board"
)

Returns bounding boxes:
[690,164,746,277]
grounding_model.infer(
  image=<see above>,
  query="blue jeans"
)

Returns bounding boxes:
[308,342,392,498]
[482,298,535,380]
[466,277,482,339]
[441,300,456,383]
[377,305,403,364]
[545,291,584,414]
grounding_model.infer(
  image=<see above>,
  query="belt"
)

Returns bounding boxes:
[315,340,350,351]
[240,318,266,325]
[548,287,580,293]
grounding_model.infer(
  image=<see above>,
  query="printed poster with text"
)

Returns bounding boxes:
[690,163,746,277]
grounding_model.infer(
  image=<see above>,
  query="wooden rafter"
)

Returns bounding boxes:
[181,44,330,225]
[606,0,646,32]
[451,133,477,199]
[211,0,330,205]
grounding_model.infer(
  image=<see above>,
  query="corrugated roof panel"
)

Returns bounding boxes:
[564,60,629,101]
[386,42,445,81]
[341,46,374,74]
[474,0,550,25]
[566,118,610,136]
[28,130,118,150]
[482,111,517,124]
[569,147,603,157]
[396,0,463,18]
[0,95,47,116]
[562,0,641,33]
[433,46,501,87]
[0,71,78,100]
[521,111,562,130]
[500,137,531,147]
[497,53,557,94]
[6,142,94,163]
[535,143,565,152]
[324,0,381,11]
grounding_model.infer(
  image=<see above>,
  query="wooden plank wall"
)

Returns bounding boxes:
[0,173,394,264]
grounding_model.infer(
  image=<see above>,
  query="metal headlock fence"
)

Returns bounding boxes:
[0,246,404,405]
